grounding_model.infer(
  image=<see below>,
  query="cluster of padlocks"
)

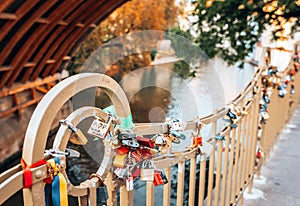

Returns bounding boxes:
[254,51,300,167]
[86,116,204,193]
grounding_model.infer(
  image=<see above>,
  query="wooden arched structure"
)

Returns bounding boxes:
[0,0,128,89]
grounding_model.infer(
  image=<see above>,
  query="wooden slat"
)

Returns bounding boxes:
[18,0,83,84]
[198,154,207,206]
[0,0,13,13]
[28,0,107,81]
[206,146,216,206]
[188,157,197,206]
[220,133,230,206]
[0,66,12,72]
[24,62,36,67]
[146,181,154,206]
[0,74,60,98]
[47,0,129,77]
[176,161,185,206]
[0,0,58,88]
[225,128,237,206]
[213,140,223,206]
[231,119,242,203]
[36,18,50,24]
[163,167,171,206]
[0,0,55,65]
[0,13,17,20]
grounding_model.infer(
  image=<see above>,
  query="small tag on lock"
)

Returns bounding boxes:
[126,173,134,191]
[140,160,154,181]
[88,117,111,140]
[96,185,109,206]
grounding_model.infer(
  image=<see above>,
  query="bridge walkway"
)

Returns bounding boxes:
[244,104,300,206]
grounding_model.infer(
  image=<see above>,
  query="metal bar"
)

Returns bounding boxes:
[213,140,223,206]
[206,146,216,206]
[188,157,197,206]
[163,167,171,206]
[198,154,207,206]
[120,186,129,206]
[176,161,185,206]
[225,128,236,205]
[235,114,246,199]
[146,181,154,206]
[220,132,230,206]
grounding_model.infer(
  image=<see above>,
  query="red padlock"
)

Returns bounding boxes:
[153,170,168,186]
[132,167,140,179]
[136,136,155,148]
[116,146,130,155]
[139,148,153,160]
[193,136,203,146]
[131,150,143,163]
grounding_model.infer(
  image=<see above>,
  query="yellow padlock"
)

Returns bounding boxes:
[113,154,128,168]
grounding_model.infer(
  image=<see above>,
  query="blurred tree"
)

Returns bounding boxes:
[192,0,300,65]
[67,0,178,79]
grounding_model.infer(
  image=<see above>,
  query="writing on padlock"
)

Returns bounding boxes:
[140,160,154,181]
[153,170,168,186]
[88,116,112,140]
[113,153,127,168]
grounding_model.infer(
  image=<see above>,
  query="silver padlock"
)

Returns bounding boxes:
[140,160,154,181]
[114,167,128,179]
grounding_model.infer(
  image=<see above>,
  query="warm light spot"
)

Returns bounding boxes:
[238,4,245,10]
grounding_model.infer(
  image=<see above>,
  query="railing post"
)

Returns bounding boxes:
[163,167,171,206]
[198,154,207,206]
[176,161,186,206]
[188,157,197,206]
[220,133,230,206]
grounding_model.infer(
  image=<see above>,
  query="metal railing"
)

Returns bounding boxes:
[0,43,299,206]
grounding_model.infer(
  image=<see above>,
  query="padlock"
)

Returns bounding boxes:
[113,154,127,168]
[291,84,295,94]
[122,139,140,148]
[96,185,109,206]
[136,136,155,148]
[131,150,143,162]
[59,119,88,145]
[153,170,168,186]
[139,148,154,160]
[131,167,140,179]
[261,111,269,120]
[279,89,285,98]
[118,132,136,140]
[114,167,128,179]
[263,94,270,104]
[140,160,154,181]
[193,136,203,147]
[126,173,134,191]
[88,116,112,140]
[170,131,186,140]
[169,134,180,144]
[116,146,130,155]
[227,111,237,119]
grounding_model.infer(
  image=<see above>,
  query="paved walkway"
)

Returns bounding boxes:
[243,105,300,206]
